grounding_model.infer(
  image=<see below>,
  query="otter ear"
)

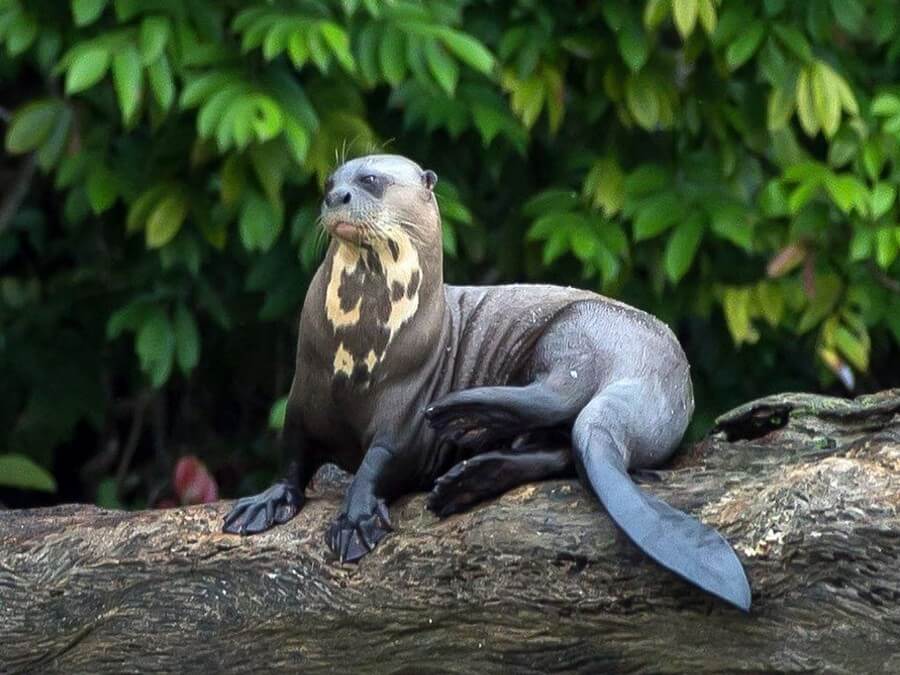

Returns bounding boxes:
[422,169,438,191]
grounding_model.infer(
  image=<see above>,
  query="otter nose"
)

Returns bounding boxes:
[325,189,351,208]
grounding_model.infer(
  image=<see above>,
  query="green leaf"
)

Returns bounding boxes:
[173,303,200,374]
[248,141,288,206]
[86,164,117,214]
[248,95,283,143]
[759,179,789,217]
[870,183,896,220]
[319,21,355,72]
[146,193,188,248]
[849,228,873,261]
[625,164,670,197]
[618,22,649,73]
[698,0,717,34]
[673,0,699,39]
[220,154,246,206]
[5,11,38,56]
[239,192,280,251]
[307,31,330,72]
[708,200,753,250]
[833,325,868,371]
[872,94,900,117]
[523,189,579,218]
[722,287,759,345]
[72,0,107,27]
[569,225,599,261]
[424,38,458,95]
[0,454,57,492]
[379,27,406,85]
[584,157,625,217]
[876,227,899,268]
[542,229,570,265]
[830,0,864,34]
[725,21,765,71]
[797,274,842,333]
[766,85,795,131]
[442,221,458,256]
[5,99,61,154]
[772,23,812,63]
[827,127,857,167]
[269,396,288,430]
[625,73,659,130]
[356,22,379,85]
[795,67,819,136]
[811,62,840,138]
[665,214,705,282]
[147,54,174,111]
[139,15,170,65]
[824,173,867,215]
[437,28,495,76]
[755,282,784,326]
[95,478,122,509]
[112,44,142,123]
[65,46,111,94]
[107,301,151,339]
[643,0,670,30]
[36,107,72,171]
[136,307,175,387]
[126,184,167,233]
[633,192,684,241]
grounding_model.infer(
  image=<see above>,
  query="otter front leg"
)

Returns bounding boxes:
[425,380,586,453]
[325,445,398,563]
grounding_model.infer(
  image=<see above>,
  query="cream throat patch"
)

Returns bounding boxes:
[324,231,422,380]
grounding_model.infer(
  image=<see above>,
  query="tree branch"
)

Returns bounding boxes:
[1,390,899,672]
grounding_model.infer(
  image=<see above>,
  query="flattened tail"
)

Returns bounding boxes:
[576,440,752,612]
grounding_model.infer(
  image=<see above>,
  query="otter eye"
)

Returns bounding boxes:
[359,174,377,185]
[324,177,334,192]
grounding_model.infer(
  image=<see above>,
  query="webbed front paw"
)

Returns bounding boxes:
[222,481,303,535]
[325,500,392,563]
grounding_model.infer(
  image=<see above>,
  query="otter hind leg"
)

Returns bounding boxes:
[425,375,591,453]
[572,381,752,612]
[427,429,574,517]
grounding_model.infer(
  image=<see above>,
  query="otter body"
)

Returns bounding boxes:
[296,279,689,481]
[224,155,750,611]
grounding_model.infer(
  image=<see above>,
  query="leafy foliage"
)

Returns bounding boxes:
[1,0,898,504]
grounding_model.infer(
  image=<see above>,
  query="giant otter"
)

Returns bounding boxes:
[223,154,751,611]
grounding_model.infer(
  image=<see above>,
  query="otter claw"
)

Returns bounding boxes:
[325,501,392,563]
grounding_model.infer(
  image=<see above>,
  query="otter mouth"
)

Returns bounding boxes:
[327,220,360,242]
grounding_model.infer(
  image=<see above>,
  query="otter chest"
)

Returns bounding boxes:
[324,234,422,384]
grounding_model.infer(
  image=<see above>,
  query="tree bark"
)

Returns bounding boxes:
[2,390,899,673]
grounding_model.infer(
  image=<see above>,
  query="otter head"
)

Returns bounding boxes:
[319,155,442,386]
[320,154,440,252]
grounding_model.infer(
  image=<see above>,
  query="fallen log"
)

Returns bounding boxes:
[1,390,899,673]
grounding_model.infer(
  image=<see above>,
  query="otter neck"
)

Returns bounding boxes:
[318,230,444,383]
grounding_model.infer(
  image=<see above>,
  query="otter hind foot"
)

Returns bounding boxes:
[427,453,510,518]
[428,447,574,518]
[222,481,303,535]
[424,399,520,452]
[325,500,392,563]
